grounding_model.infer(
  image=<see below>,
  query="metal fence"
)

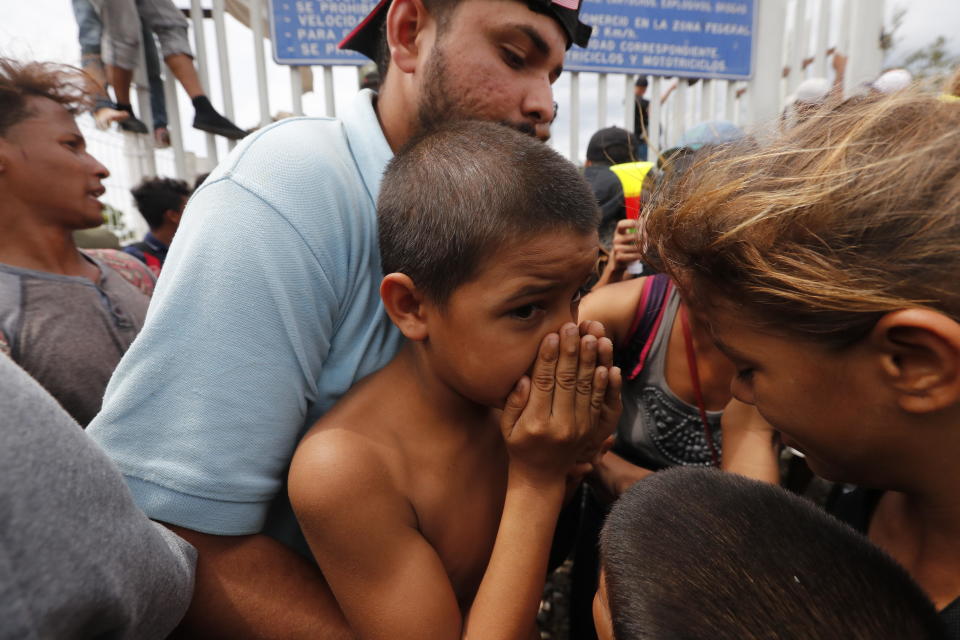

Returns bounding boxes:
[91,0,885,233]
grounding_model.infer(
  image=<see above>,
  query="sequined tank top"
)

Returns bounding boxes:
[611,285,723,470]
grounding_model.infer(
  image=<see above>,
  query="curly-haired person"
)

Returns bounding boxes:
[642,71,960,638]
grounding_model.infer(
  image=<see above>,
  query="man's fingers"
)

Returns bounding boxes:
[590,442,612,467]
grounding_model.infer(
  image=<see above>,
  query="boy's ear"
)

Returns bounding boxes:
[870,309,960,413]
[381,273,429,341]
[385,0,433,74]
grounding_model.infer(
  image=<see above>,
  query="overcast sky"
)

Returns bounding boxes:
[2,0,957,168]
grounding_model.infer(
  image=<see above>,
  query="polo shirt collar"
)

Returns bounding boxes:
[341,89,393,202]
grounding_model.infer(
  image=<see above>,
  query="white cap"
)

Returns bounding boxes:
[794,77,832,104]
[872,69,913,94]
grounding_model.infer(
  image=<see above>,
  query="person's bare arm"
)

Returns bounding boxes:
[659,79,678,104]
[165,526,353,640]
[579,276,648,349]
[587,450,654,502]
[594,219,644,287]
[831,51,848,95]
[289,327,620,640]
[720,398,781,484]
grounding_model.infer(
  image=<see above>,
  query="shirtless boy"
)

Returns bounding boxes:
[289,120,621,640]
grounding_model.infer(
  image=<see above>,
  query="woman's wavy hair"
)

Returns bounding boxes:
[642,78,960,348]
[0,58,93,136]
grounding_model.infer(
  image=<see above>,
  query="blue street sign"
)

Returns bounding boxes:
[269,0,376,66]
[566,0,756,79]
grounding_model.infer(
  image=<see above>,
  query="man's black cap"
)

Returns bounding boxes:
[340,0,592,60]
[586,126,640,165]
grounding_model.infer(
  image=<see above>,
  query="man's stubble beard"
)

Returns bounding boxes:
[415,43,543,140]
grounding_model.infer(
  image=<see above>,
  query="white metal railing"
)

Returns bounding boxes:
[92,0,884,232]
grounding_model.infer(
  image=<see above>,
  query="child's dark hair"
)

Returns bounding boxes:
[600,468,945,640]
[378,120,599,305]
[130,177,191,230]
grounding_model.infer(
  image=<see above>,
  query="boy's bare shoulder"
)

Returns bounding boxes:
[289,423,411,524]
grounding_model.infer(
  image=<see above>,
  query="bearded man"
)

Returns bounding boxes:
[87,0,591,636]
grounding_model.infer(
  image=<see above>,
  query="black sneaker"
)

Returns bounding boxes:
[193,109,248,140]
[117,113,149,134]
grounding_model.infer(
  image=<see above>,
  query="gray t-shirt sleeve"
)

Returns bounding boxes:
[0,354,196,640]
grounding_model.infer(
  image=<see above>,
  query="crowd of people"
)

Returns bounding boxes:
[2,0,960,638]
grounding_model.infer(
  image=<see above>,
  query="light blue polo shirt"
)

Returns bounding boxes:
[88,90,402,550]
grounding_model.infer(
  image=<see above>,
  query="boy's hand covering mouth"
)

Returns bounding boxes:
[500,323,622,487]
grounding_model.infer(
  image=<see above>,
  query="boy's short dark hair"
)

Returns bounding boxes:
[600,468,945,640]
[378,120,599,305]
[130,177,191,230]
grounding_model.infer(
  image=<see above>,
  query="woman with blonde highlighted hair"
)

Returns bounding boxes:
[642,80,960,636]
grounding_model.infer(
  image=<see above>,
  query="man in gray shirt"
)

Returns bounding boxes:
[0,351,196,639]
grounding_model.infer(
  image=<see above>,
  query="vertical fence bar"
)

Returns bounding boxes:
[750,0,788,125]
[814,0,831,76]
[724,79,736,122]
[132,39,157,178]
[162,69,187,178]
[323,66,336,117]
[838,0,852,56]
[647,75,661,161]
[701,79,713,122]
[707,80,720,120]
[597,73,607,129]
[212,0,237,150]
[290,66,304,115]
[788,0,808,94]
[671,79,686,148]
[190,0,218,162]
[844,0,885,96]
[250,0,271,126]
[569,71,580,163]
